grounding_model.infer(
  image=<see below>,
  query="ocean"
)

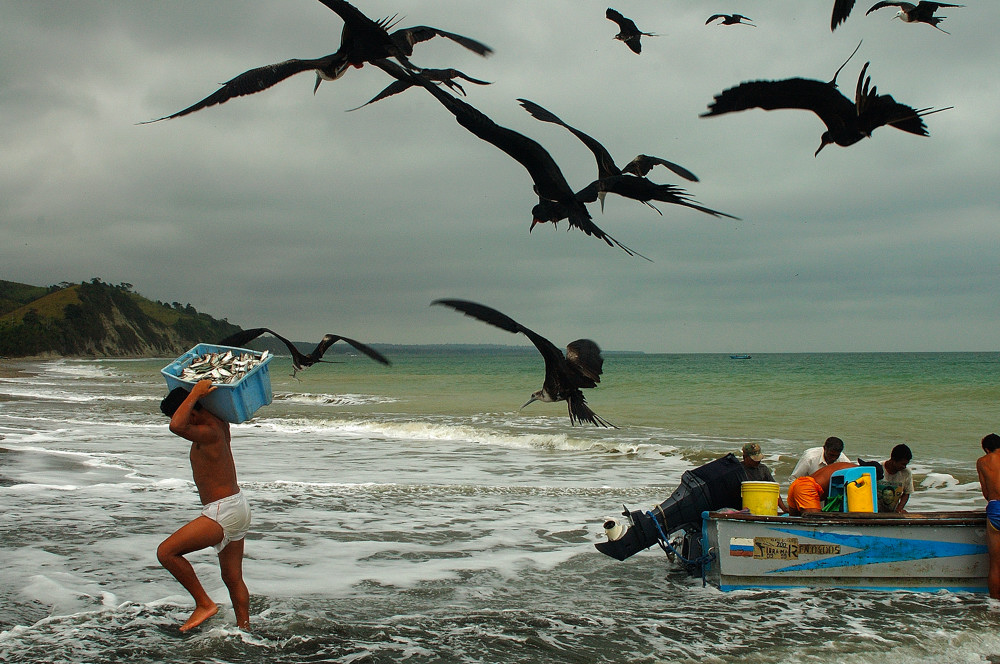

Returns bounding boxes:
[1,351,998,663]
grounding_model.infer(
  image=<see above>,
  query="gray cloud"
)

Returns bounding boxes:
[2,1,997,352]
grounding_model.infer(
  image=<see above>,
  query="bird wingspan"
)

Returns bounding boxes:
[518,98,620,179]
[622,154,699,182]
[216,327,307,368]
[866,1,905,14]
[702,77,856,135]
[432,298,568,369]
[390,26,493,57]
[140,58,332,123]
[312,334,391,365]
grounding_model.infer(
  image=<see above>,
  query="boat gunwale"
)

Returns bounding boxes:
[705,509,985,528]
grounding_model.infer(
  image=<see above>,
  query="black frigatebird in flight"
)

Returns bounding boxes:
[606,8,658,53]
[141,0,491,122]
[217,327,390,377]
[432,299,615,427]
[706,14,756,27]
[373,61,647,259]
[701,48,951,155]
[517,99,737,220]
[866,2,963,33]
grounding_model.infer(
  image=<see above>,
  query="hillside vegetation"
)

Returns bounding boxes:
[0,278,241,358]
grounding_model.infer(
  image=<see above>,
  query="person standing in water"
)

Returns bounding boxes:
[158,379,251,631]
[976,433,1000,599]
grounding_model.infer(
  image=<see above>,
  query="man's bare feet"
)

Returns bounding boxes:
[179,603,219,632]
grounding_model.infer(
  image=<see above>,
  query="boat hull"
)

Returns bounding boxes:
[701,510,988,592]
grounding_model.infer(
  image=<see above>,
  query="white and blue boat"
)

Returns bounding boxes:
[596,454,989,593]
[700,509,987,592]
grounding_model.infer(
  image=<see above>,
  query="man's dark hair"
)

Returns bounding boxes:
[890,444,913,462]
[856,458,885,481]
[160,387,198,417]
[983,433,1000,453]
[823,436,845,454]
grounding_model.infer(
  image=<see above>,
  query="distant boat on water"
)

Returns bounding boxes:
[730,354,752,360]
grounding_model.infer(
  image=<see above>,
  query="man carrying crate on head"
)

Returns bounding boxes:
[157,379,251,631]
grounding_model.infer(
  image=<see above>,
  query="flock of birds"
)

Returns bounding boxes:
[147,0,962,427]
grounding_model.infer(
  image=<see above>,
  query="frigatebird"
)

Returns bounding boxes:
[706,14,756,27]
[373,61,646,258]
[346,67,491,111]
[432,299,615,428]
[606,8,657,53]
[217,327,389,377]
[517,99,736,220]
[831,0,859,30]
[141,0,491,122]
[701,54,951,155]
[866,2,963,33]
[517,99,698,185]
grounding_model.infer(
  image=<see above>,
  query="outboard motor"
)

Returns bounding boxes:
[595,453,748,561]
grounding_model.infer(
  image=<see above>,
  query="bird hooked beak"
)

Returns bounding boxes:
[814,135,832,157]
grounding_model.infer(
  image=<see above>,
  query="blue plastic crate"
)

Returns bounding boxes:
[161,343,273,424]
[827,466,878,512]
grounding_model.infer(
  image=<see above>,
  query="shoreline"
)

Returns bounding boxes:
[0,359,41,378]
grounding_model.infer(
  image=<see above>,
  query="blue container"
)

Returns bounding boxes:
[161,343,273,424]
[827,467,879,513]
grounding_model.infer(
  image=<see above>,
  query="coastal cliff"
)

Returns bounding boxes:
[0,279,241,358]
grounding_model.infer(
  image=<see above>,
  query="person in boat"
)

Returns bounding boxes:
[788,436,850,481]
[740,442,789,513]
[877,444,915,513]
[786,461,857,515]
[976,432,1000,599]
[157,380,251,631]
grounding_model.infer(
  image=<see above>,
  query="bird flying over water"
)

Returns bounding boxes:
[517,99,736,220]
[706,14,756,27]
[141,0,491,122]
[217,327,389,377]
[432,299,615,427]
[373,61,646,258]
[866,2,963,33]
[606,8,657,53]
[701,55,951,155]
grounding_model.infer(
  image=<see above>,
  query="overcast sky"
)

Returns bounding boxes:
[2,1,997,353]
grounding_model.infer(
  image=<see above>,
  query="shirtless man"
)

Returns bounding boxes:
[976,432,1000,599]
[158,380,251,631]
[786,461,857,515]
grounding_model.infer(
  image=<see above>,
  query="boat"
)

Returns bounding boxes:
[594,454,989,593]
[729,354,752,360]
[697,509,987,592]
